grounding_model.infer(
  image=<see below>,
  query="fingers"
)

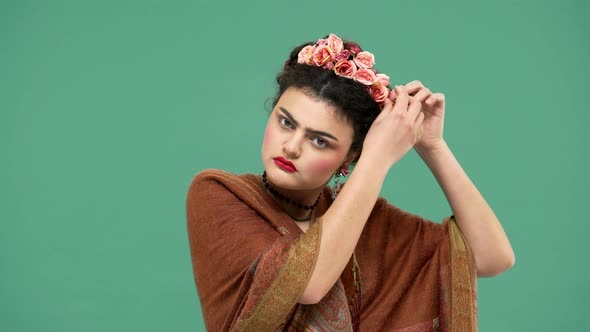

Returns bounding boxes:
[404,80,424,96]
[394,85,421,118]
[393,84,430,110]
[412,87,432,104]
[416,111,425,129]
[388,89,397,102]
[392,85,424,140]
[415,113,425,142]
[373,98,392,123]
[425,93,445,106]
[403,80,432,105]
[407,96,422,120]
[392,85,409,113]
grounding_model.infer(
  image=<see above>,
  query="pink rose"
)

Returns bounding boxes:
[316,38,328,46]
[312,45,334,66]
[354,68,376,85]
[324,61,334,70]
[297,45,315,65]
[333,60,357,78]
[354,51,375,69]
[345,42,363,55]
[326,33,344,54]
[376,73,390,86]
[368,82,389,103]
[334,49,351,62]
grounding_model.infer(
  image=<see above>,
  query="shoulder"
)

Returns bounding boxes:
[190,168,240,184]
[186,169,283,234]
[188,169,230,197]
[186,168,262,206]
[188,168,254,191]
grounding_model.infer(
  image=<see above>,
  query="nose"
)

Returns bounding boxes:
[282,132,303,158]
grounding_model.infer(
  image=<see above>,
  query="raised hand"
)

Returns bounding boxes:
[401,80,446,153]
[361,85,425,169]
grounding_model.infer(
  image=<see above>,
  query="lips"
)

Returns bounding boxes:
[273,157,297,173]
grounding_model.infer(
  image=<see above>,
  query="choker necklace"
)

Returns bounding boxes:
[261,171,321,215]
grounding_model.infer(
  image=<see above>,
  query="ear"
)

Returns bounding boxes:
[342,151,359,168]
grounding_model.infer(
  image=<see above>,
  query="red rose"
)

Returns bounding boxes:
[334,50,351,62]
[345,42,363,56]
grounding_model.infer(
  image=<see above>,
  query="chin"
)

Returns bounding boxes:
[267,166,329,192]
[266,166,296,185]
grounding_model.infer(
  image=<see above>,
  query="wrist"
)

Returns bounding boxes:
[415,139,448,158]
[354,154,391,180]
[415,140,452,169]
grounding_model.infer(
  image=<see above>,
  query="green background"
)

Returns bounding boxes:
[1,0,588,330]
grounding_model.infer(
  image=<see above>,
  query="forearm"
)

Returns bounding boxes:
[416,141,515,277]
[299,156,389,304]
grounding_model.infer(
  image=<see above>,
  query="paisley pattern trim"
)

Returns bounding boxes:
[449,216,478,331]
[236,217,323,331]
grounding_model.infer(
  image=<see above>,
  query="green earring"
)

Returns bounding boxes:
[331,166,350,200]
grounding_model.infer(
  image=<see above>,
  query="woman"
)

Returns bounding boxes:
[186,33,515,331]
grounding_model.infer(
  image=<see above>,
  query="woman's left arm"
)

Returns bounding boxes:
[400,81,515,277]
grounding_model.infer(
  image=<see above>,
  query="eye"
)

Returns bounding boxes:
[311,137,329,149]
[279,116,294,129]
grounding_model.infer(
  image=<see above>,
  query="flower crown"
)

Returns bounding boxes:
[296,33,392,107]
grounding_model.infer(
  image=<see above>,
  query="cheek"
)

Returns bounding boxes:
[310,157,340,177]
[262,123,275,147]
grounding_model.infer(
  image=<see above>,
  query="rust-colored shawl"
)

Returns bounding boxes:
[186,169,477,331]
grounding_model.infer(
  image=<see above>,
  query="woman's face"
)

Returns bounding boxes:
[261,87,355,193]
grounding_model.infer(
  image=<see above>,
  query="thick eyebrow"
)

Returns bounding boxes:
[279,107,339,142]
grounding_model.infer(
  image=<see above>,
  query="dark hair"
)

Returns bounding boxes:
[272,40,381,163]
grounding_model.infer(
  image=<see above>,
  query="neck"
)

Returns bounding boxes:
[260,171,323,221]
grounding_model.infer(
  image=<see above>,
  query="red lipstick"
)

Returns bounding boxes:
[273,157,297,173]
